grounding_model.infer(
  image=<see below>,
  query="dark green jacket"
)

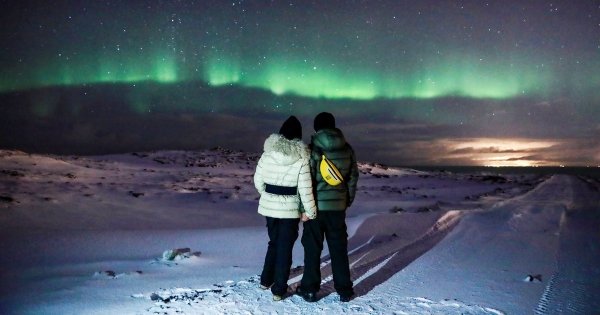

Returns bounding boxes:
[310,128,359,211]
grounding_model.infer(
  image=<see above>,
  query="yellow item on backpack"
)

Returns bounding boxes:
[320,154,344,186]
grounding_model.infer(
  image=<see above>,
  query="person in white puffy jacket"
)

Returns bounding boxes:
[254,116,317,301]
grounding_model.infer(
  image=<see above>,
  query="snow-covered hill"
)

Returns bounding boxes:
[0,150,598,314]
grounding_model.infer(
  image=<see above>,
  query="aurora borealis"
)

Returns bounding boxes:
[3,0,598,100]
[1,1,599,166]
[10,51,552,99]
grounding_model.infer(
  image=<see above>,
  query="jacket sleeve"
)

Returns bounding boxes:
[253,155,265,195]
[347,147,359,207]
[309,144,319,187]
[298,158,317,219]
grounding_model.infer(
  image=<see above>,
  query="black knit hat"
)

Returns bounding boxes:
[279,116,302,140]
[314,112,336,131]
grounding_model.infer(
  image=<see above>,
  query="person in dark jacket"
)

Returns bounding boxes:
[296,112,359,302]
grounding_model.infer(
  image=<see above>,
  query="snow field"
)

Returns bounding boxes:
[1,150,598,314]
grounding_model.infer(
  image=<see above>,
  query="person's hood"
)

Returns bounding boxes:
[263,133,309,165]
[312,128,347,151]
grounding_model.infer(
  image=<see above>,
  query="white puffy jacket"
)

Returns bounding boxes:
[254,134,317,219]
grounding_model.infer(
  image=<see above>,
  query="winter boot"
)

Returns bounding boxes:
[295,287,317,302]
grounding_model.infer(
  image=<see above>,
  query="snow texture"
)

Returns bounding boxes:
[0,149,598,314]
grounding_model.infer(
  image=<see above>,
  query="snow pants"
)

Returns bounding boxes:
[260,216,300,296]
[300,211,354,297]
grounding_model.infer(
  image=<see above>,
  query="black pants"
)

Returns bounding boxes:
[300,211,354,297]
[260,216,300,296]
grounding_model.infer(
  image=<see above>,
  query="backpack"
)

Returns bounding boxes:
[319,154,344,186]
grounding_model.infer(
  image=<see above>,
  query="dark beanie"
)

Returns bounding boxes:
[314,112,336,131]
[279,116,302,140]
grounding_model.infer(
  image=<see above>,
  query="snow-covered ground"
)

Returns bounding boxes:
[0,149,598,314]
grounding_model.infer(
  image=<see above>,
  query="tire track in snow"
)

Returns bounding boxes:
[535,271,557,314]
[535,176,600,314]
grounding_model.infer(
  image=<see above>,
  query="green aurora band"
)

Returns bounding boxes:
[206,54,550,99]
[1,52,563,100]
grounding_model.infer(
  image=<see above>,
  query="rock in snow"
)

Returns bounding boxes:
[524,274,543,282]
[162,247,201,261]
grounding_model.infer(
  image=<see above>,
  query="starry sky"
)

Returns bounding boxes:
[1,1,599,166]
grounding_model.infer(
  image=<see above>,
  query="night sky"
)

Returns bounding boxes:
[1,1,599,167]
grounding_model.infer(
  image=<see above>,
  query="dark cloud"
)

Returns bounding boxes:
[0,82,598,166]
